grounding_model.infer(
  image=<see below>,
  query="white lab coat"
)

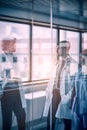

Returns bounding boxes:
[43,57,64,117]
[55,56,73,119]
[43,55,75,119]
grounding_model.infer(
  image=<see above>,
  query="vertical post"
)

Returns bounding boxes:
[31,0,34,129]
[50,0,53,130]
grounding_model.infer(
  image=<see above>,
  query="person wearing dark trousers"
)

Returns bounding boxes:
[1,82,26,130]
[71,52,87,130]
[55,40,77,130]
[43,43,64,130]
[43,40,77,130]
[63,119,71,130]
[47,88,61,130]
[0,37,26,130]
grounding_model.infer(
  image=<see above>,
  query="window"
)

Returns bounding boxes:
[82,33,87,50]
[0,20,81,82]
[32,26,57,80]
[0,21,30,81]
[82,33,87,66]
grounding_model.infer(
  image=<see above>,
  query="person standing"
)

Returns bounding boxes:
[71,52,87,130]
[43,40,75,130]
[0,36,26,130]
[55,40,74,130]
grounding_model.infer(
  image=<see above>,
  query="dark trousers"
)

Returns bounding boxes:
[1,87,26,130]
[47,88,61,130]
[63,119,71,130]
[74,112,87,130]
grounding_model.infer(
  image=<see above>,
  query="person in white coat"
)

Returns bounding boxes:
[0,36,26,130]
[55,41,74,130]
[43,40,76,130]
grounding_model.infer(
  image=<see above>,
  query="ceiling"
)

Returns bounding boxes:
[0,0,87,22]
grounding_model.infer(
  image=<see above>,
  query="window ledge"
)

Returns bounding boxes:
[25,90,46,100]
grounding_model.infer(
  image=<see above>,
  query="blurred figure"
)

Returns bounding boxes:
[43,44,62,130]
[71,51,87,130]
[55,41,75,130]
[43,40,76,130]
[1,36,26,130]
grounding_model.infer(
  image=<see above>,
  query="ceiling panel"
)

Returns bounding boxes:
[0,0,87,20]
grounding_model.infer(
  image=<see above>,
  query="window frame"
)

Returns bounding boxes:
[0,17,86,84]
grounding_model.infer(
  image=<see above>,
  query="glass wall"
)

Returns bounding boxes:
[0,16,84,130]
[1,1,87,130]
[0,20,81,81]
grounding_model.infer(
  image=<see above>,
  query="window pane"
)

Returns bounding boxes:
[82,33,87,49]
[32,26,57,80]
[60,30,79,75]
[0,21,30,81]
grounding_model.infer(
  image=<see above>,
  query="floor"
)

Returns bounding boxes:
[12,120,64,130]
